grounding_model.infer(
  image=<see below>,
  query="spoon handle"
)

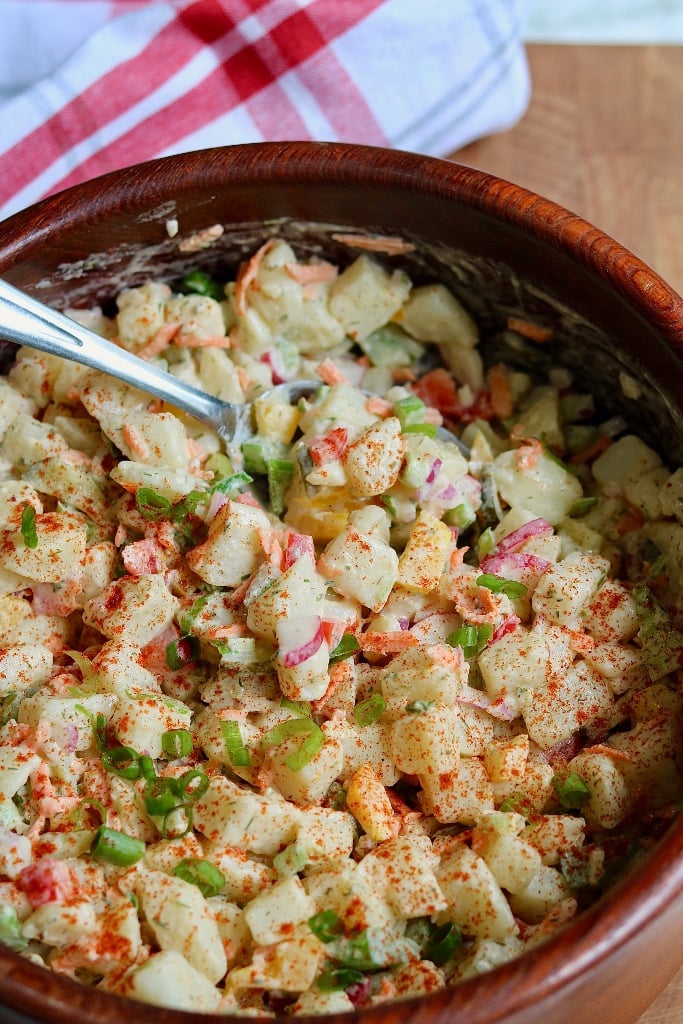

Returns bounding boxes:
[0,278,231,428]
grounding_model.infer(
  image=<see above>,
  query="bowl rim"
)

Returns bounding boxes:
[0,141,682,1024]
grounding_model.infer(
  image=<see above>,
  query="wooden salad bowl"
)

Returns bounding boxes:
[0,142,681,1024]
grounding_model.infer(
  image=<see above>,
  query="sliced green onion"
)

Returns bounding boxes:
[71,797,107,830]
[280,697,311,718]
[498,792,532,815]
[211,470,254,496]
[424,922,461,966]
[405,700,435,714]
[182,269,224,301]
[92,825,145,866]
[476,574,528,599]
[174,769,209,802]
[0,905,28,952]
[143,777,178,817]
[165,635,199,670]
[393,395,426,428]
[273,840,309,877]
[161,729,193,758]
[354,693,387,726]
[161,803,193,839]
[102,746,141,780]
[20,505,38,549]
[541,434,577,474]
[402,422,437,438]
[135,487,171,520]
[317,967,365,992]
[241,437,288,476]
[138,755,157,781]
[171,490,207,520]
[267,458,294,516]
[553,771,592,809]
[0,690,21,728]
[308,909,342,943]
[263,718,326,771]
[568,496,599,518]
[329,633,360,664]
[446,623,493,658]
[173,857,225,897]
[178,593,210,635]
[221,720,251,767]
[75,704,107,751]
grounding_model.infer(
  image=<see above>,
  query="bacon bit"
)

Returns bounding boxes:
[583,743,634,762]
[487,363,514,419]
[507,316,554,343]
[234,237,279,316]
[258,527,285,569]
[391,366,417,383]
[176,334,232,349]
[616,504,646,535]
[569,434,613,466]
[122,537,167,576]
[364,396,393,417]
[136,322,180,360]
[515,437,544,470]
[359,631,418,654]
[284,260,337,285]
[331,232,415,255]
[316,358,350,386]
[121,423,149,461]
[308,426,349,466]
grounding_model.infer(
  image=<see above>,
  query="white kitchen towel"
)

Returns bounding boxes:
[0,0,530,220]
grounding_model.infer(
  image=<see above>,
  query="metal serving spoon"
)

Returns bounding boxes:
[0,278,467,453]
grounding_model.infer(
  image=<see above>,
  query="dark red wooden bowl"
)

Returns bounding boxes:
[0,142,681,1024]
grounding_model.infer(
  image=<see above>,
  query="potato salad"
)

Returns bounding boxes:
[0,237,682,1016]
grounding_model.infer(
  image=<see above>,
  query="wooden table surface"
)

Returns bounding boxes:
[450,43,683,1024]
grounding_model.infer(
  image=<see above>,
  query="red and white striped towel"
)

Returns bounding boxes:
[0,0,530,220]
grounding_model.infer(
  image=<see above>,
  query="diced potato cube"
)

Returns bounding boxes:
[523,815,585,865]
[391,705,460,777]
[343,417,405,497]
[0,510,87,584]
[269,730,343,805]
[0,644,52,693]
[508,864,572,923]
[382,643,467,706]
[318,508,398,612]
[397,512,453,593]
[567,751,631,829]
[401,283,479,349]
[492,449,583,525]
[478,629,548,713]
[531,552,610,626]
[476,832,542,894]
[522,660,614,750]
[592,434,662,490]
[583,580,639,641]
[484,735,529,783]
[254,394,300,443]
[607,715,683,808]
[187,500,270,588]
[328,256,411,341]
[109,694,191,759]
[437,844,517,941]
[359,834,446,917]
[422,755,494,824]
[296,807,356,865]
[247,553,327,641]
[117,950,222,1012]
[83,573,180,644]
[243,875,314,946]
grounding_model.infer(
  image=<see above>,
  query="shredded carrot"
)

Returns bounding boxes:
[583,743,633,763]
[258,527,285,569]
[121,423,149,460]
[60,449,92,467]
[311,660,353,713]
[236,366,251,392]
[136,322,180,360]
[449,545,469,571]
[364,396,393,417]
[568,434,613,466]
[234,238,279,316]
[186,437,206,461]
[514,437,543,470]
[359,631,418,654]
[616,504,646,535]
[284,260,337,284]
[205,623,250,640]
[507,316,553,343]
[331,232,415,255]
[316,358,350,386]
[487,363,514,419]
[176,333,232,349]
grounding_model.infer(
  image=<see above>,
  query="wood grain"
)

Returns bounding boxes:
[450,45,683,297]
[452,44,683,1023]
